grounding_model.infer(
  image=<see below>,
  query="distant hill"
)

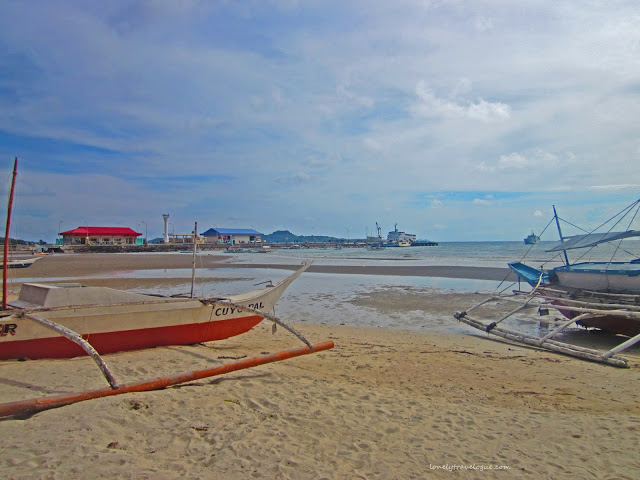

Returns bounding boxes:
[1,237,46,246]
[262,230,342,243]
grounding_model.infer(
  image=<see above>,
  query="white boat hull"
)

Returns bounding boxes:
[554,263,640,294]
[0,262,311,360]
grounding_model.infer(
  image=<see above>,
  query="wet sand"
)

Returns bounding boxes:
[8,252,516,280]
[1,253,639,479]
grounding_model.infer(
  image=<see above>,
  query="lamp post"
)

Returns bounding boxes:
[138,221,147,245]
[141,221,147,244]
[82,221,88,245]
[58,221,63,245]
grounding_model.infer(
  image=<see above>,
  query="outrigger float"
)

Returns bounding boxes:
[454,286,636,368]
[0,159,333,418]
[455,200,640,368]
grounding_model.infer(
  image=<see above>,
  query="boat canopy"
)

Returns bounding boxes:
[546,230,640,252]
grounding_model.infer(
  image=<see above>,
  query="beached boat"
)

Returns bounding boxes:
[0,262,333,418]
[455,200,640,367]
[524,231,539,245]
[0,261,312,360]
[0,159,333,418]
[510,202,640,291]
[0,257,40,269]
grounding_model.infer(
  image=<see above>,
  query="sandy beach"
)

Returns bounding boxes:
[1,253,639,479]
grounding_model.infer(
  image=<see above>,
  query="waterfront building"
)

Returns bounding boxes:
[201,228,263,245]
[59,227,142,245]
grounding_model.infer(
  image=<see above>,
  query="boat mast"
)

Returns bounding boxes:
[190,221,197,298]
[3,158,18,310]
[553,205,570,266]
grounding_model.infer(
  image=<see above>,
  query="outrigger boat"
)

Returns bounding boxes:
[0,257,40,269]
[0,261,313,361]
[455,199,640,368]
[0,159,333,418]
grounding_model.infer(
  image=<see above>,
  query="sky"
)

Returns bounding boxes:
[1,0,640,242]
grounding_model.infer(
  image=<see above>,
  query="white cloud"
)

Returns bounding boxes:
[451,77,472,98]
[589,184,640,191]
[363,137,385,153]
[413,81,511,122]
[498,153,528,169]
[475,16,494,33]
[336,83,375,109]
[467,99,511,122]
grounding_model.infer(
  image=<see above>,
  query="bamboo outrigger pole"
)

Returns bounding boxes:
[3,158,18,310]
[21,312,119,388]
[454,310,628,367]
[0,340,334,419]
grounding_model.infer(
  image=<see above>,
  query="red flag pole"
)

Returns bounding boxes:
[3,158,18,310]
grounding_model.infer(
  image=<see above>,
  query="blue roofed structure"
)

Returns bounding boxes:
[201,227,263,244]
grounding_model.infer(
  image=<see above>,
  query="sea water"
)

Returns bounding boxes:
[212,240,639,269]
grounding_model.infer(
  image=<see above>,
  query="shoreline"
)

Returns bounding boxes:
[6,252,516,281]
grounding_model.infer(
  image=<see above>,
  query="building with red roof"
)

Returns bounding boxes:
[59,227,143,246]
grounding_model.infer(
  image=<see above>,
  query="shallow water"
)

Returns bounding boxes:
[12,240,640,340]
[107,268,500,335]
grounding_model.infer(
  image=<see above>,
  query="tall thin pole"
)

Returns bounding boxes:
[3,158,18,310]
[553,205,570,266]
[190,222,197,298]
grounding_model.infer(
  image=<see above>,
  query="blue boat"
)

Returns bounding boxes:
[507,200,640,337]
[510,228,640,293]
[455,200,640,366]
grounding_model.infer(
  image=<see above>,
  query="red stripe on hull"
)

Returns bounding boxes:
[0,315,263,360]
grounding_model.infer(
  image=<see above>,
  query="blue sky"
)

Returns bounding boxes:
[2,0,640,242]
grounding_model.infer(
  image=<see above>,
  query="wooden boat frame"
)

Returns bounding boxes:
[454,282,640,368]
[0,274,335,418]
[0,262,335,418]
